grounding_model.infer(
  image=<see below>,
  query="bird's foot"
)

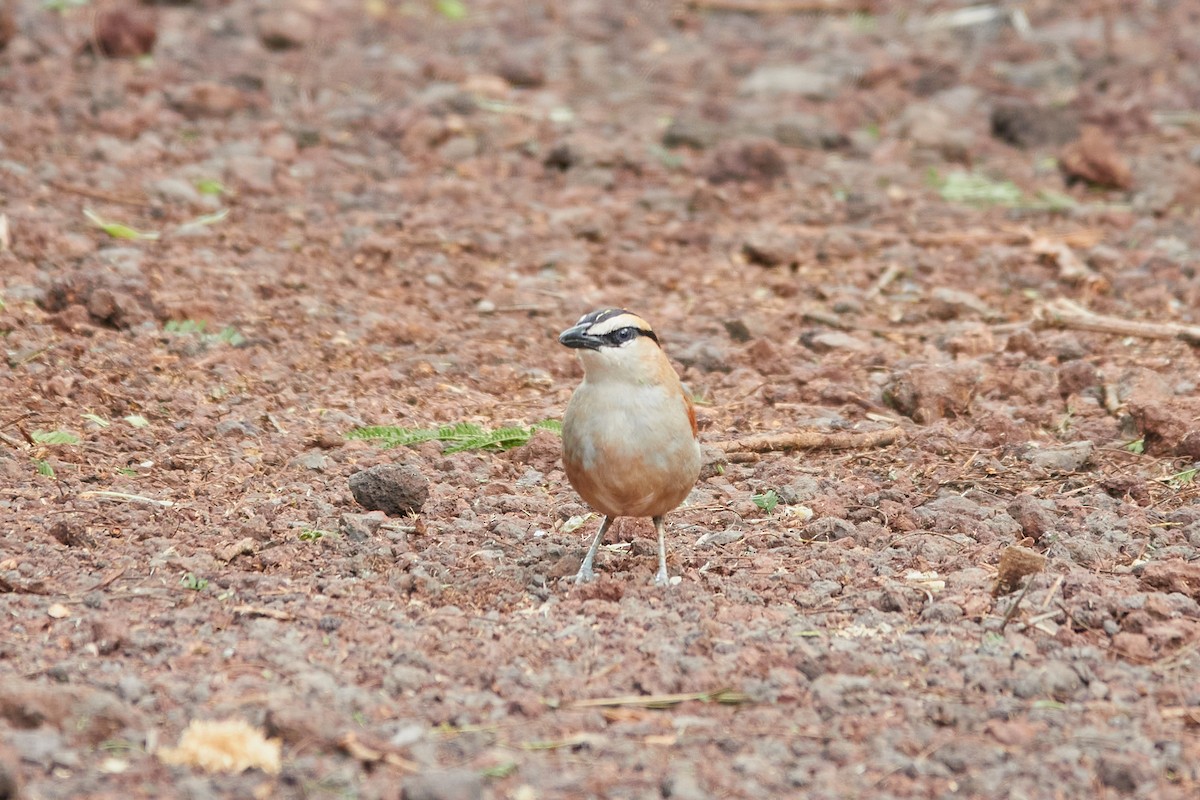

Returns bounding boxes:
[573,566,596,584]
[652,568,671,588]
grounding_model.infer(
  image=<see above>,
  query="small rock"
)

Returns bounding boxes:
[0,742,18,800]
[993,545,1047,596]
[93,7,157,58]
[990,100,1079,148]
[288,451,331,472]
[92,619,126,656]
[772,113,845,150]
[739,65,839,100]
[1057,360,1098,397]
[1006,495,1054,542]
[401,769,483,800]
[1126,394,1200,459]
[1012,661,1083,701]
[927,287,996,320]
[148,177,201,205]
[258,9,315,50]
[882,363,981,424]
[740,230,796,267]
[437,135,478,163]
[1023,441,1093,473]
[227,154,276,193]
[496,52,544,88]
[662,766,707,800]
[1139,559,1200,601]
[0,4,15,52]
[662,117,719,150]
[800,331,871,354]
[48,519,93,548]
[1097,753,1154,793]
[339,512,387,541]
[672,339,729,373]
[217,537,256,563]
[170,82,246,119]
[1060,125,1132,189]
[703,137,786,185]
[349,464,429,517]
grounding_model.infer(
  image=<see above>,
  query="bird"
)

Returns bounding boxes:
[558,308,702,586]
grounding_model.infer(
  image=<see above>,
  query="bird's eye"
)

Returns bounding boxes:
[611,327,637,344]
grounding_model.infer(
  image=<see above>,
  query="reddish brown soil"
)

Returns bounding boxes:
[2,1,1200,798]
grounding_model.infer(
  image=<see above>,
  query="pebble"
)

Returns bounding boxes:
[1023,441,1093,473]
[258,9,315,50]
[401,769,484,800]
[226,154,276,193]
[739,65,839,100]
[349,464,430,517]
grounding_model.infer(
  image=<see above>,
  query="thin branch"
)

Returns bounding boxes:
[1033,298,1200,347]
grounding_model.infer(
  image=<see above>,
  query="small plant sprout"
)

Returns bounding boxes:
[751,490,779,514]
[180,573,208,591]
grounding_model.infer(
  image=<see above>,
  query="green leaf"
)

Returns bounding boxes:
[1124,438,1145,454]
[32,430,81,445]
[180,573,208,591]
[123,414,150,428]
[217,326,246,346]
[434,0,467,20]
[751,490,779,514]
[34,459,55,477]
[481,761,517,779]
[938,171,1024,207]
[348,419,562,453]
[81,413,111,428]
[177,208,230,230]
[195,179,225,196]
[164,319,207,335]
[83,208,160,241]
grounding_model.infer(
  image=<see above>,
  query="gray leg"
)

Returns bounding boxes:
[574,515,614,584]
[652,515,670,587]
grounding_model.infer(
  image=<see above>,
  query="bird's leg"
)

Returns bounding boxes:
[574,515,614,584]
[652,515,671,587]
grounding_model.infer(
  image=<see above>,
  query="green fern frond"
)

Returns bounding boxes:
[348,419,561,453]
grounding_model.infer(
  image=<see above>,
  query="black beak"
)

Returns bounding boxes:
[559,322,602,350]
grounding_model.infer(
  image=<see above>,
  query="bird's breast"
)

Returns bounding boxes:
[561,381,701,519]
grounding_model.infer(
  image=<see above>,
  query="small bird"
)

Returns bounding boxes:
[559,308,702,586]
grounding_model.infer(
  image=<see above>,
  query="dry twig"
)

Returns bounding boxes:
[1033,298,1200,346]
[713,426,903,454]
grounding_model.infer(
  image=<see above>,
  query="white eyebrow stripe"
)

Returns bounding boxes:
[587,313,648,337]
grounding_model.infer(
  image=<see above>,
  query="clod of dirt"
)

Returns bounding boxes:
[401,769,483,800]
[1059,125,1133,189]
[42,275,156,330]
[496,51,545,88]
[1006,495,1055,542]
[92,7,157,58]
[882,362,981,423]
[741,230,797,268]
[1126,394,1200,459]
[349,464,429,517]
[0,678,143,745]
[703,137,786,185]
[0,3,15,52]
[1023,441,1093,473]
[168,82,247,119]
[993,545,1046,596]
[48,519,93,548]
[1138,559,1200,601]
[0,749,16,800]
[504,428,561,473]
[257,9,315,50]
[990,99,1079,148]
[1057,360,1098,397]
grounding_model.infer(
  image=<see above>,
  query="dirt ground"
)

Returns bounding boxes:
[2,0,1200,797]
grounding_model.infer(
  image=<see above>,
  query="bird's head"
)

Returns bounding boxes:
[559,308,668,384]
